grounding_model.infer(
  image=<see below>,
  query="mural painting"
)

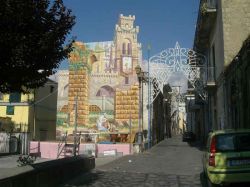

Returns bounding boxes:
[56,14,144,144]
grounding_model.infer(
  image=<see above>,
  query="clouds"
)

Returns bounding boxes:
[168,72,188,93]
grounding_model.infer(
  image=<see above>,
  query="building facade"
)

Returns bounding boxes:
[0,79,58,141]
[193,0,250,137]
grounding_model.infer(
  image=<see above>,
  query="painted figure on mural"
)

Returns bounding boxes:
[96,114,109,131]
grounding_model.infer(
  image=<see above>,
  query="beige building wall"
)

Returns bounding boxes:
[207,0,250,130]
[222,0,250,67]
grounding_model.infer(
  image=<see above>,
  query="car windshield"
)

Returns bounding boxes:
[216,133,250,152]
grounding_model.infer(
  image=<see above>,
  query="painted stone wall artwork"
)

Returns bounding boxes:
[56,14,143,143]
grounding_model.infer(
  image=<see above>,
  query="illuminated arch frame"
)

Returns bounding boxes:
[149,42,207,103]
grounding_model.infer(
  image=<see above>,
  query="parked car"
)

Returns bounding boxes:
[203,129,250,186]
[182,131,195,142]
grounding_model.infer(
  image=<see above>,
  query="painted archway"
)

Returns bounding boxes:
[96,85,115,97]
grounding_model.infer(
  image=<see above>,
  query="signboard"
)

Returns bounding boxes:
[103,149,117,156]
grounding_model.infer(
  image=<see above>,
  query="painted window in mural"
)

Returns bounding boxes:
[128,43,132,55]
[125,77,129,84]
[96,85,115,97]
[122,43,126,55]
[122,56,132,74]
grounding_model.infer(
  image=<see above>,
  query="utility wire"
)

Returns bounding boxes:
[30,87,58,106]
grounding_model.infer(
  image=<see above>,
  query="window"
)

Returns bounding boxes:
[125,77,129,84]
[9,93,21,102]
[216,133,250,152]
[122,43,126,55]
[127,43,132,55]
[6,106,14,115]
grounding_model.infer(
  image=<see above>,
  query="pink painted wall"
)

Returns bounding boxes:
[30,141,131,159]
[30,141,59,159]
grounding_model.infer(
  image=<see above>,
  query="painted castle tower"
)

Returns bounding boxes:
[59,14,142,133]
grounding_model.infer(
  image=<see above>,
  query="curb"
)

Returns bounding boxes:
[0,155,95,187]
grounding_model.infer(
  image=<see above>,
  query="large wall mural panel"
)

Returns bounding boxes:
[56,14,142,143]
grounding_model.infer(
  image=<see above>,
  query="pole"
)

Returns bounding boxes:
[147,44,151,149]
[102,96,104,112]
[33,91,36,140]
[129,112,132,154]
[104,95,106,112]
[177,86,180,134]
[142,81,144,134]
[138,78,142,151]
[74,94,78,156]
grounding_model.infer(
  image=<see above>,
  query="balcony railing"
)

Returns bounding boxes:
[205,0,217,10]
[206,67,216,86]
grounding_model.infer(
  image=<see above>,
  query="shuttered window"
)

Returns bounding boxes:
[6,106,14,115]
[9,93,21,102]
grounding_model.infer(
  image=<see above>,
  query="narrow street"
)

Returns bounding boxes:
[62,136,204,187]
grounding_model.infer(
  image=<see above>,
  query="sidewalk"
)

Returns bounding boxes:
[0,154,94,187]
[0,155,51,180]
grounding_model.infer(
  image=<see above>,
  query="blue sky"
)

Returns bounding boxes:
[60,0,199,69]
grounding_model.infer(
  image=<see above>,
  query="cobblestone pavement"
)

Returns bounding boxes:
[62,136,205,187]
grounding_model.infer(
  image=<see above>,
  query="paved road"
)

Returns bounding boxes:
[62,136,204,187]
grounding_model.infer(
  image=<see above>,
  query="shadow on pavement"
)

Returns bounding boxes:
[187,141,206,151]
[62,170,103,187]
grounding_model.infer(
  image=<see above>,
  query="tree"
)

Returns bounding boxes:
[0,0,75,93]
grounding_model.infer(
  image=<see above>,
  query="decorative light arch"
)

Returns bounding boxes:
[149,42,207,103]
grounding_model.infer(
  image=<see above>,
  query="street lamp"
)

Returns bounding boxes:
[135,65,143,148]
[135,65,149,151]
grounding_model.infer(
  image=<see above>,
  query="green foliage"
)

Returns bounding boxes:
[0,117,14,132]
[89,116,98,124]
[0,0,75,93]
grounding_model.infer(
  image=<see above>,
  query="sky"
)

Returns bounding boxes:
[59,0,200,92]
[60,0,200,70]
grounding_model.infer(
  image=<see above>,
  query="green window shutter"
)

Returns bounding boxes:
[9,93,21,102]
[6,106,14,115]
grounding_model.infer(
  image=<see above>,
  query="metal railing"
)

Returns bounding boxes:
[57,131,67,158]
[205,0,217,9]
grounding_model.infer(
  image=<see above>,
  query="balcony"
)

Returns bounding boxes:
[205,67,217,92]
[193,0,217,52]
[204,0,217,12]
